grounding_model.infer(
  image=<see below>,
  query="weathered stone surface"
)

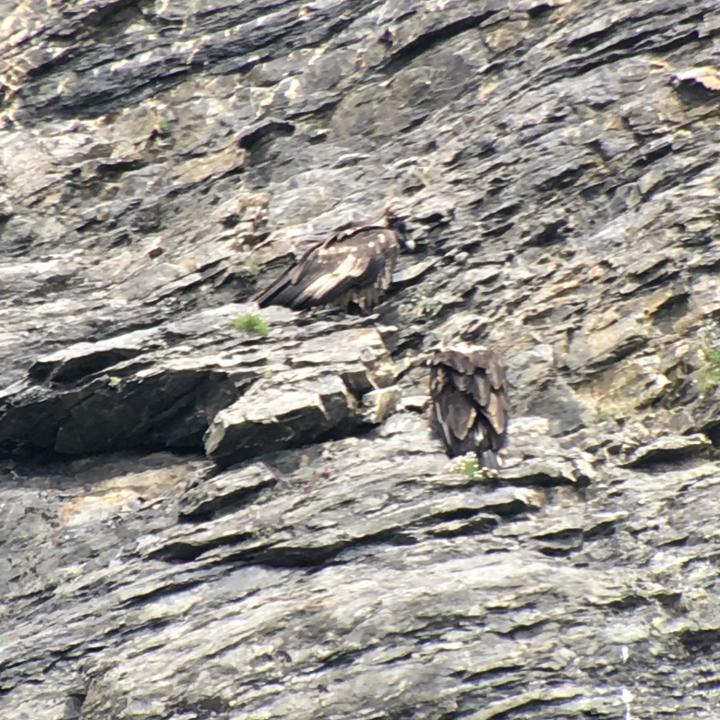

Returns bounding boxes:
[359,385,401,425]
[203,325,396,465]
[178,462,277,520]
[620,432,712,468]
[2,0,720,718]
[205,375,355,466]
[0,308,393,458]
[500,416,596,486]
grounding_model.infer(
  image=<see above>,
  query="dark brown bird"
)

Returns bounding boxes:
[252,210,413,311]
[430,344,509,470]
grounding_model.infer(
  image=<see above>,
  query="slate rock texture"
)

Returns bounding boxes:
[2,1,720,719]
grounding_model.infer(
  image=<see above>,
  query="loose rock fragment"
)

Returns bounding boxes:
[204,376,356,466]
[620,433,711,468]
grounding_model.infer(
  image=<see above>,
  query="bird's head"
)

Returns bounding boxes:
[383,208,415,251]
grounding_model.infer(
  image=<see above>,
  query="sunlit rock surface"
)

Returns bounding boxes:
[2,1,720,718]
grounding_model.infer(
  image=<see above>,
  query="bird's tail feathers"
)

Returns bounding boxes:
[478,449,500,471]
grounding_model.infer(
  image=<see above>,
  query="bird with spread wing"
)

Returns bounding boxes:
[252,210,413,311]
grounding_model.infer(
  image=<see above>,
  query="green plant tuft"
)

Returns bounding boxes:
[418,295,443,317]
[231,313,269,337]
[597,407,617,422]
[453,454,479,479]
[155,116,171,137]
[701,345,720,391]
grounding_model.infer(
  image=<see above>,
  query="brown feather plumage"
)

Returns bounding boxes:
[252,212,410,311]
[430,345,509,470]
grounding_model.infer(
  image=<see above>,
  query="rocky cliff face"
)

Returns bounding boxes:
[2,1,720,718]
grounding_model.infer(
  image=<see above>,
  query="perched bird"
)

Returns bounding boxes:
[430,344,509,470]
[252,210,414,311]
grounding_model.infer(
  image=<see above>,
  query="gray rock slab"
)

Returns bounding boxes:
[2,0,720,718]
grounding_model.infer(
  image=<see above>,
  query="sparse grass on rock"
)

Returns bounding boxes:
[231,314,269,337]
[701,345,720,391]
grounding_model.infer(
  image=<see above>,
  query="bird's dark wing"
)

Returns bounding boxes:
[435,379,476,446]
[431,348,509,466]
[253,226,397,309]
[251,238,323,307]
[431,360,474,456]
[469,349,508,442]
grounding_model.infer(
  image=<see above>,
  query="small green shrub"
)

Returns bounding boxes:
[701,346,720,391]
[231,314,269,336]
[597,407,619,422]
[154,116,172,137]
[418,295,443,317]
[453,454,479,478]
